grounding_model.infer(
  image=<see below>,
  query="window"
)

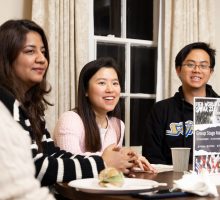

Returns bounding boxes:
[91,0,159,147]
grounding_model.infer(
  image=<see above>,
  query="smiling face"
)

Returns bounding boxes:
[12,31,48,90]
[86,67,121,116]
[176,49,213,92]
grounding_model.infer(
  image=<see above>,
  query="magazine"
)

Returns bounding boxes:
[193,97,220,174]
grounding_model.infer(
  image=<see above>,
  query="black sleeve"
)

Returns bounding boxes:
[142,103,168,164]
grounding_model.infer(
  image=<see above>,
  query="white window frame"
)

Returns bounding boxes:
[89,0,160,147]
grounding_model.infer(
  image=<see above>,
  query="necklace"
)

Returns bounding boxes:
[97,116,108,128]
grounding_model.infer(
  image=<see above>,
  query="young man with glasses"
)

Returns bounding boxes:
[142,42,219,165]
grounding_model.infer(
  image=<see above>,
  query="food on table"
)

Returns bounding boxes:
[98,167,124,187]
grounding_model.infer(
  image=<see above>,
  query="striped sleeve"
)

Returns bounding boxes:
[0,89,105,186]
[32,126,105,186]
[33,148,105,186]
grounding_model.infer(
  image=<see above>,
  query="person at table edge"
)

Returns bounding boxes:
[142,42,219,164]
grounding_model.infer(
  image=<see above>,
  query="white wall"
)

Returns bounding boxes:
[0,0,32,25]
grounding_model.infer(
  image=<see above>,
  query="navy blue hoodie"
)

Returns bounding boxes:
[142,84,219,164]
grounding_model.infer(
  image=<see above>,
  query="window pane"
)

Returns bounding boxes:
[119,98,125,123]
[97,42,125,92]
[94,0,121,37]
[130,46,157,94]
[127,0,153,40]
[130,99,155,146]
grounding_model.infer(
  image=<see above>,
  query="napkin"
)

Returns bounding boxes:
[172,173,219,197]
[151,164,173,173]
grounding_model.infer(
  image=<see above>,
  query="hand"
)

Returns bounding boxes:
[134,155,158,173]
[102,144,136,174]
[119,147,138,158]
[119,147,157,174]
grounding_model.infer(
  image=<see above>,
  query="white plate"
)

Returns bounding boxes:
[68,178,162,194]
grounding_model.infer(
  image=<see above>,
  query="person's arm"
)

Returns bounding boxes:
[142,103,167,164]
[54,111,90,154]
[33,128,106,186]
[34,133,136,185]
[0,92,105,186]
[0,102,55,200]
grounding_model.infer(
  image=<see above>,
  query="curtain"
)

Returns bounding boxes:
[162,0,215,98]
[32,0,90,134]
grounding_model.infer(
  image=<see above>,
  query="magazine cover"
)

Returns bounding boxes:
[193,97,220,174]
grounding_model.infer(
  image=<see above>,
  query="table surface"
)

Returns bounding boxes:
[55,170,220,200]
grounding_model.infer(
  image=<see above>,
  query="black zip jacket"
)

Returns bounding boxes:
[142,84,219,164]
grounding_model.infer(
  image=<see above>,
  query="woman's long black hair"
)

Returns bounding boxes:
[76,57,122,152]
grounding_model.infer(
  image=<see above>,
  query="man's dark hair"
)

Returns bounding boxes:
[175,42,216,69]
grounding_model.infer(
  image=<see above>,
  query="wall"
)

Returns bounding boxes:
[0,0,32,25]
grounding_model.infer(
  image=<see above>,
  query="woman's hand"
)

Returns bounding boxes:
[118,147,157,174]
[102,144,136,174]
[134,155,157,173]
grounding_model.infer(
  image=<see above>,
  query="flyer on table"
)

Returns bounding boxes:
[193,97,220,174]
